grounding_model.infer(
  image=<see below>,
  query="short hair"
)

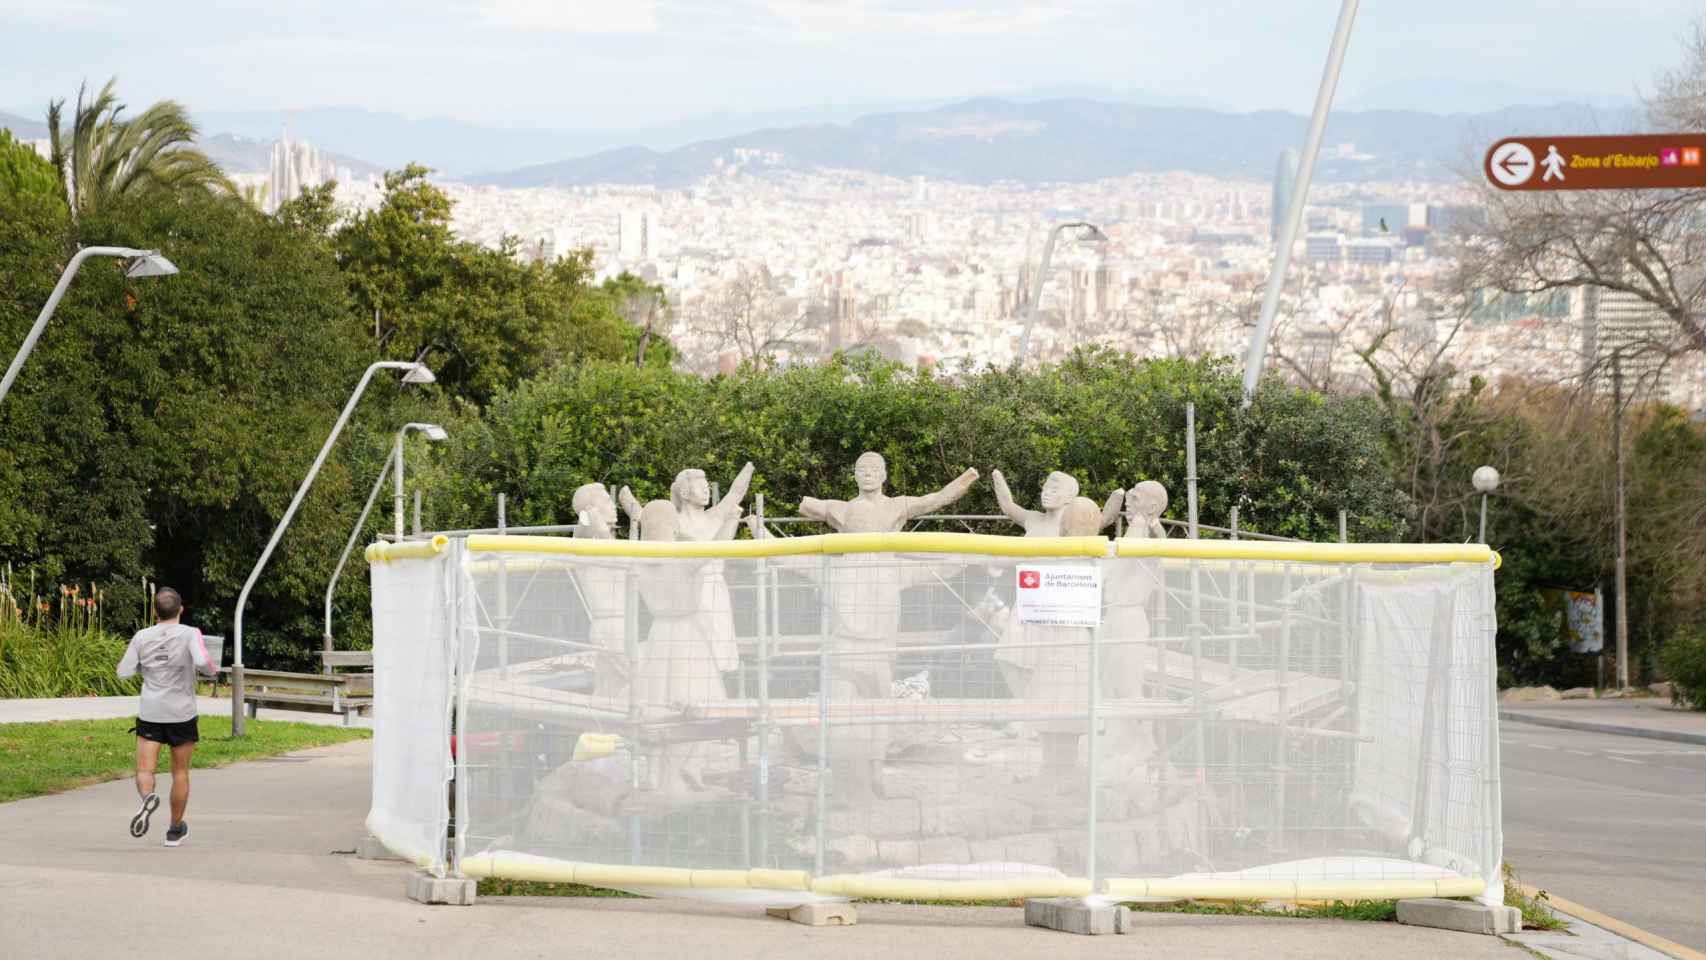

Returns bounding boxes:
[1059,497,1102,536]
[639,501,678,542]
[571,483,608,517]
[670,469,705,512]
[154,587,184,620]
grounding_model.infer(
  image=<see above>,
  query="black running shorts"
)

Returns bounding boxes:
[133,717,200,746]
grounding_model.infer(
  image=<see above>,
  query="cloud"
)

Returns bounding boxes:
[0,0,121,24]
[453,0,660,34]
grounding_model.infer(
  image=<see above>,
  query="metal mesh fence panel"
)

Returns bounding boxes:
[373,536,1501,905]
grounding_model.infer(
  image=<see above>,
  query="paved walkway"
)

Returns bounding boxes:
[0,694,371,728]
[0,739,1524,960]
[1501,697,1706,745]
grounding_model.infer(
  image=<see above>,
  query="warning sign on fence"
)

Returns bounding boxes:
[1013,565,1102,627]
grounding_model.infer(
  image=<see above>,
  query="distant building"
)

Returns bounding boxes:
[1581,287,1673,397]
[618,211,659,259]
[1345,237,1400,265]
[266,132,334,214]
[1359,204,1407,238]
[906,211,934,245]
[1271,149,1299,243]
[1304,231,1344,263]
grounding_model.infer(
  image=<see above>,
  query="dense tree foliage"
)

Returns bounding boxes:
[331,166,656,404]
[410,350,1405,543]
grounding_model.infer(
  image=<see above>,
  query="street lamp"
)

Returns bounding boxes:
[323,422,448,661]
[0,246,180,406]
[1014,221,1107,366]
[394,421,449,537]
[1473,465,1500,544]
[230,360,435,736]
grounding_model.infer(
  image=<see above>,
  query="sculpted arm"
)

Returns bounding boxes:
[906,467,981,519]
[715,461,756,516]
[1099,489,1124,531]
[989,469,1032,526]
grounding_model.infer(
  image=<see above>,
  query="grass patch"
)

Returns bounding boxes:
[0,715,370,802]
[1126,899,1398,922]
[0,621,139,699]
[475,878,639,897]
[1504,864,1567,931]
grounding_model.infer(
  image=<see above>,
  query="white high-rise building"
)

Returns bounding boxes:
[266,132,334,214]
[618,210,660,260]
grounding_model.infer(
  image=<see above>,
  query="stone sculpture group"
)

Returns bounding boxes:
[564,453,1171,807]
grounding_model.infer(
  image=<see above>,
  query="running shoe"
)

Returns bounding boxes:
[130,793,160,838]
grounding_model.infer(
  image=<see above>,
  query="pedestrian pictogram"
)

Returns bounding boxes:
[1486,134,1706,191]
[1489,142,1535,186]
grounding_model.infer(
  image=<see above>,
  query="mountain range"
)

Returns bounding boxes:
[3,90,1643,188]
[478,98,1641,188]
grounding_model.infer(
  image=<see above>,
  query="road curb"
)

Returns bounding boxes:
[1498,710,1706,747]
[1509,881,1706,960]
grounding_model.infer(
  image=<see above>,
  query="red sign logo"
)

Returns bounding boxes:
[1019,570,1041,589]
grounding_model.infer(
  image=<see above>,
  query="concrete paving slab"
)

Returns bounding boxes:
[0,738,1530,960]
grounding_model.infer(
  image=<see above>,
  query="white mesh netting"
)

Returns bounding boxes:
[369,536,1502,905]
[367,548,457,875]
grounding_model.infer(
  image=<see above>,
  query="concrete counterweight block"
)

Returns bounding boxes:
[1024,897,1130,935]
[405,870,476,906]
[767,903,858,926]
[1395,898,1520,935]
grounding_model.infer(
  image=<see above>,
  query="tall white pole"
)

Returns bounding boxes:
[231,360,426,736]
[0,247,162,405]
[1241,0,1360,404]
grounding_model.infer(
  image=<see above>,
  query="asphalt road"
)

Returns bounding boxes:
[1500,720,1706,950]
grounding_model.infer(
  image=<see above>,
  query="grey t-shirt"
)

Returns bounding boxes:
[118,623,217,723]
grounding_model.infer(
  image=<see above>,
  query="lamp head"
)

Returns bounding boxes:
[125,252,179,279]
[1080,224,1109,243]
[1472,465,1501,494]
[401,363,436,385]
[422,424,449,442]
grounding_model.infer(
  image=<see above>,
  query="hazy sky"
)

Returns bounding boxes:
[0,0,1696,128]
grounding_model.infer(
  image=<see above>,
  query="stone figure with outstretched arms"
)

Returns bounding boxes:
[797,452,980,805]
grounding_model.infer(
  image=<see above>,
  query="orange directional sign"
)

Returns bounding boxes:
[1485,134,1706,191]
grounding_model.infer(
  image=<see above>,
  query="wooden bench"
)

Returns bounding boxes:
[221,651,374,726]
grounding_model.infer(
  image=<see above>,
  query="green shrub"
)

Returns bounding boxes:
[0,621,138,699]
[1659,628,1706,710]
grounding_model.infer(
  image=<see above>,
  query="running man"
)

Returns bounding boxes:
[117,587,217,846]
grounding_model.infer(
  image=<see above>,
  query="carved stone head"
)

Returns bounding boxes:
[853,451,888,494]
[670,468,711,510]
[1059,496,1102,536]
[1039,471,1080,510]
[1124,480,1169,523]
[572,482,616,531]
[639,500,679,542]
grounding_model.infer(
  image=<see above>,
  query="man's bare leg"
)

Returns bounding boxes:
[168,742,194,826]
[135,737,162,798]
[130,738,164,837]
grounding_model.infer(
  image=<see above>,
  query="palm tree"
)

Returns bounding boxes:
[47,78,232,219]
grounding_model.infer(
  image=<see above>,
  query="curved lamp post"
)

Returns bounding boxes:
[322,422,448,659]
[230,361,435,736]
[1014,221,1107,366]
[1472,465,1500,544]
[1,247,179,406]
